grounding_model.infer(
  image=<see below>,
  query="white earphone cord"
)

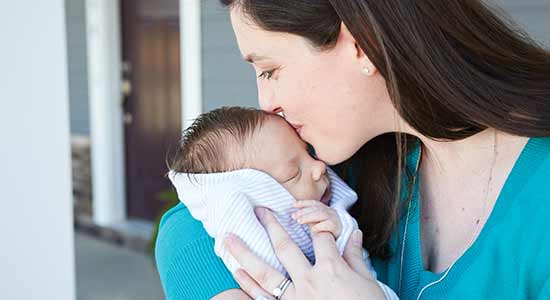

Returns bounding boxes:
[400,131,498,300]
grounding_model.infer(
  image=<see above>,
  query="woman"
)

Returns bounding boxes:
[155,1,550,299]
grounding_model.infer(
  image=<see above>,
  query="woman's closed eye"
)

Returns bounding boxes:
[258,68,276,80]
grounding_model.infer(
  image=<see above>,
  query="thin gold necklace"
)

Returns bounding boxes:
[398,130,498,299]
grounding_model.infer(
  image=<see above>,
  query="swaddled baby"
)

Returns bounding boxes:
[167,106,398,299]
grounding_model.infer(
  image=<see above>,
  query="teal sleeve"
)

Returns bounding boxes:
[537,278,550,300]
[155,203,239,300]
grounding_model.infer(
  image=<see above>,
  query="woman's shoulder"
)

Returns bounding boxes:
[155,203,238,299]
[157,202,204,240]
[518,137,550,195]
[155,203,213,255]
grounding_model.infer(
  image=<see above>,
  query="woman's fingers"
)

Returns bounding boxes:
[293,204,340,261]
[342,230,374,280]
[310,230,340,262]
[293,201,341,261]
[234,269,297,300]
[255,207,312,277]
[224,234,288,295]
[232,269,276,300]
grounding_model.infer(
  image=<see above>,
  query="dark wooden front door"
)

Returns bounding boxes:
[121,0,181,220]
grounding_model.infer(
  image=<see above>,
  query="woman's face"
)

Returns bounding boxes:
[230,8,398,165]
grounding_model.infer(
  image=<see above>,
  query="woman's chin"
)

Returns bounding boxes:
[304,133,356,165]
[313,147,349,166]
[315,140,366,165]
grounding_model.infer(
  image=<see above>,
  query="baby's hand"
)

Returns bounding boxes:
[292,200,342,238]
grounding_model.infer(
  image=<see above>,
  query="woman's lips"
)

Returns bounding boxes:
[285,118,300,128]
[287,120,303,134]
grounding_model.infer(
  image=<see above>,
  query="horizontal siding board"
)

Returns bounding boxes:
[493,0,550,46]
[201,0,258,112]
[65,0,90,135]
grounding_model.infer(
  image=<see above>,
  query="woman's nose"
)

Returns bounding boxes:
[311,160,327,182]
[259,97,280,113]
[258,87,279,113]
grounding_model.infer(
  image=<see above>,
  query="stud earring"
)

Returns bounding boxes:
[361,67,372,76]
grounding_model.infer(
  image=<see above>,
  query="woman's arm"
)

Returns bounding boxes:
[155,204,240,299]
[224,207,385,300]
[211,289,253,300]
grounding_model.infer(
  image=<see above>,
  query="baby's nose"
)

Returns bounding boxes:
[311,160,327,181]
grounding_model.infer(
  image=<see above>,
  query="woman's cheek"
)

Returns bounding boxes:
[281,75,308,107]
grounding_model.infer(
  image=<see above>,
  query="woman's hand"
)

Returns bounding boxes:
[223,207,386,300]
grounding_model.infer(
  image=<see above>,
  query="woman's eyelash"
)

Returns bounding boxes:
[258,69,276,80]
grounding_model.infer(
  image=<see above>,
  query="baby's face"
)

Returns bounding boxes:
[251,116,331,204]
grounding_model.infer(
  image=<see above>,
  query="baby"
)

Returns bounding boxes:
[169,106,344,238]
[168,106,397,299]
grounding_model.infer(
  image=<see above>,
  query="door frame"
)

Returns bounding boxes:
[86,0,203,226]
[86,0,126,226]
[180,0,203,129]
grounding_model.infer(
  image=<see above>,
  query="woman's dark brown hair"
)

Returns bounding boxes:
[220,0,550,259]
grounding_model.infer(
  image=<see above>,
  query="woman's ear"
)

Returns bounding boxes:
[338,21,377,76]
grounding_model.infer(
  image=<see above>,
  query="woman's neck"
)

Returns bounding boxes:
[418,128,499,176]
[399,125,529,272]
[399,124,526,177]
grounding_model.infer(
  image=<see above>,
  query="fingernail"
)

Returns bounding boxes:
[254,207,266,220]
[224,233,236,246]
[353,230,363,246]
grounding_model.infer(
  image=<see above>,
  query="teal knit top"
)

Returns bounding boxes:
[155,137,550,300]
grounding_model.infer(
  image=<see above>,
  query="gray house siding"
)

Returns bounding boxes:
[201,0,258,112]
[495,0,550,47]
[66,0,90,135]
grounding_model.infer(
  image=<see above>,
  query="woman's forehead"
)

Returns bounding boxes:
[229,7,307,63]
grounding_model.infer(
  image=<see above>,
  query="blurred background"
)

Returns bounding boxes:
[0,0,548,299]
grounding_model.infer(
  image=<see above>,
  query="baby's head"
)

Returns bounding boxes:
[169,106,330,203]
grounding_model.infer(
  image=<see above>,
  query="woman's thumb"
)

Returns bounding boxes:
[342,230,374,280]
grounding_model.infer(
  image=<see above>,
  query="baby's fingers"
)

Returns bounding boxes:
[291,206,318,221]
[293,200,320,208]
[311,220,339,234]
[293,207,330,225]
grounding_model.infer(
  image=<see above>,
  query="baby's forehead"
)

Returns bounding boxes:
[248,116,305,156]
[252,115,295,141]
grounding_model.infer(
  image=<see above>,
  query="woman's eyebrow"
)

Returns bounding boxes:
[244,53,268,63]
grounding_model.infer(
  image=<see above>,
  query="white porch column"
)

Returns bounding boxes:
[0,1,75,299]
[180,0,203,128]
[86,0,126,226]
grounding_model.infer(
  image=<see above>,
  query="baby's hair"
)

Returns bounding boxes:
[168,106,269,174]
